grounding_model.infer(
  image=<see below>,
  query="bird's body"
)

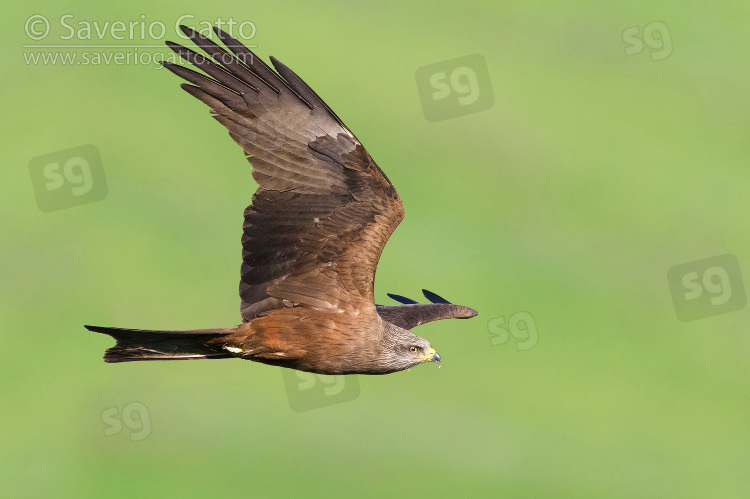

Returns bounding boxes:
[87,25,477,375]
[214,311,415,375]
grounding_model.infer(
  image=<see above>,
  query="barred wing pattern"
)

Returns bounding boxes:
[162,26,404,321]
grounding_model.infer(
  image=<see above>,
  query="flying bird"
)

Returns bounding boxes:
[86,25,477,375]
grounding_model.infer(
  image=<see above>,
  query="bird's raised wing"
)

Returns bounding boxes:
[376,289,478,330]
[162,26,404,321]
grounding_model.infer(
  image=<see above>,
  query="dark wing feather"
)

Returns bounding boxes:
[387,293,418,305]
[162,26,404,321]
[422,289,451,304]
[376,304,478,330]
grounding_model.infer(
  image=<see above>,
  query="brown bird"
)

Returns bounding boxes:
[86,25,477,375]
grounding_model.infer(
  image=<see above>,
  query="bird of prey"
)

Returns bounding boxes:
[86,25,477,375]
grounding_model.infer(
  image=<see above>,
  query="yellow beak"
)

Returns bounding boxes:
[415,347,441,363]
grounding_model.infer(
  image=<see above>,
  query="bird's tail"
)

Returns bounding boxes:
[85,325,236,363]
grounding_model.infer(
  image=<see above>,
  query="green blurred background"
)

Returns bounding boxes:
[3,0,750,497]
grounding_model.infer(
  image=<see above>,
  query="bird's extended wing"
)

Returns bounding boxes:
[376,289,478,330]
[162,26,404,321]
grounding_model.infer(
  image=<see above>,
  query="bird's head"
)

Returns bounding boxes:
[380,322,441,372]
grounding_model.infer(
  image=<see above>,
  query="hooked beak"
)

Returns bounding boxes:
[416,347,441,364]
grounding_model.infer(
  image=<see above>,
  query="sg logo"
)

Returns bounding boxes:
[281,370,360,412]
[415,54,494,122]
[101,401,152,442]
[430,67,482,106]
[29,144,107,212]
[668,254,746,321]
[488,311,538,351]
[622,21,673,61]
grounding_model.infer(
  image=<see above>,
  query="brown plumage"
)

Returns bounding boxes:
[85,25,477,375]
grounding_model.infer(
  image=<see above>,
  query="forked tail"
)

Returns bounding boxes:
[85,325,235,363]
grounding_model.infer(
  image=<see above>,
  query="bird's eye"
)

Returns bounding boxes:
[409,346,419,353]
